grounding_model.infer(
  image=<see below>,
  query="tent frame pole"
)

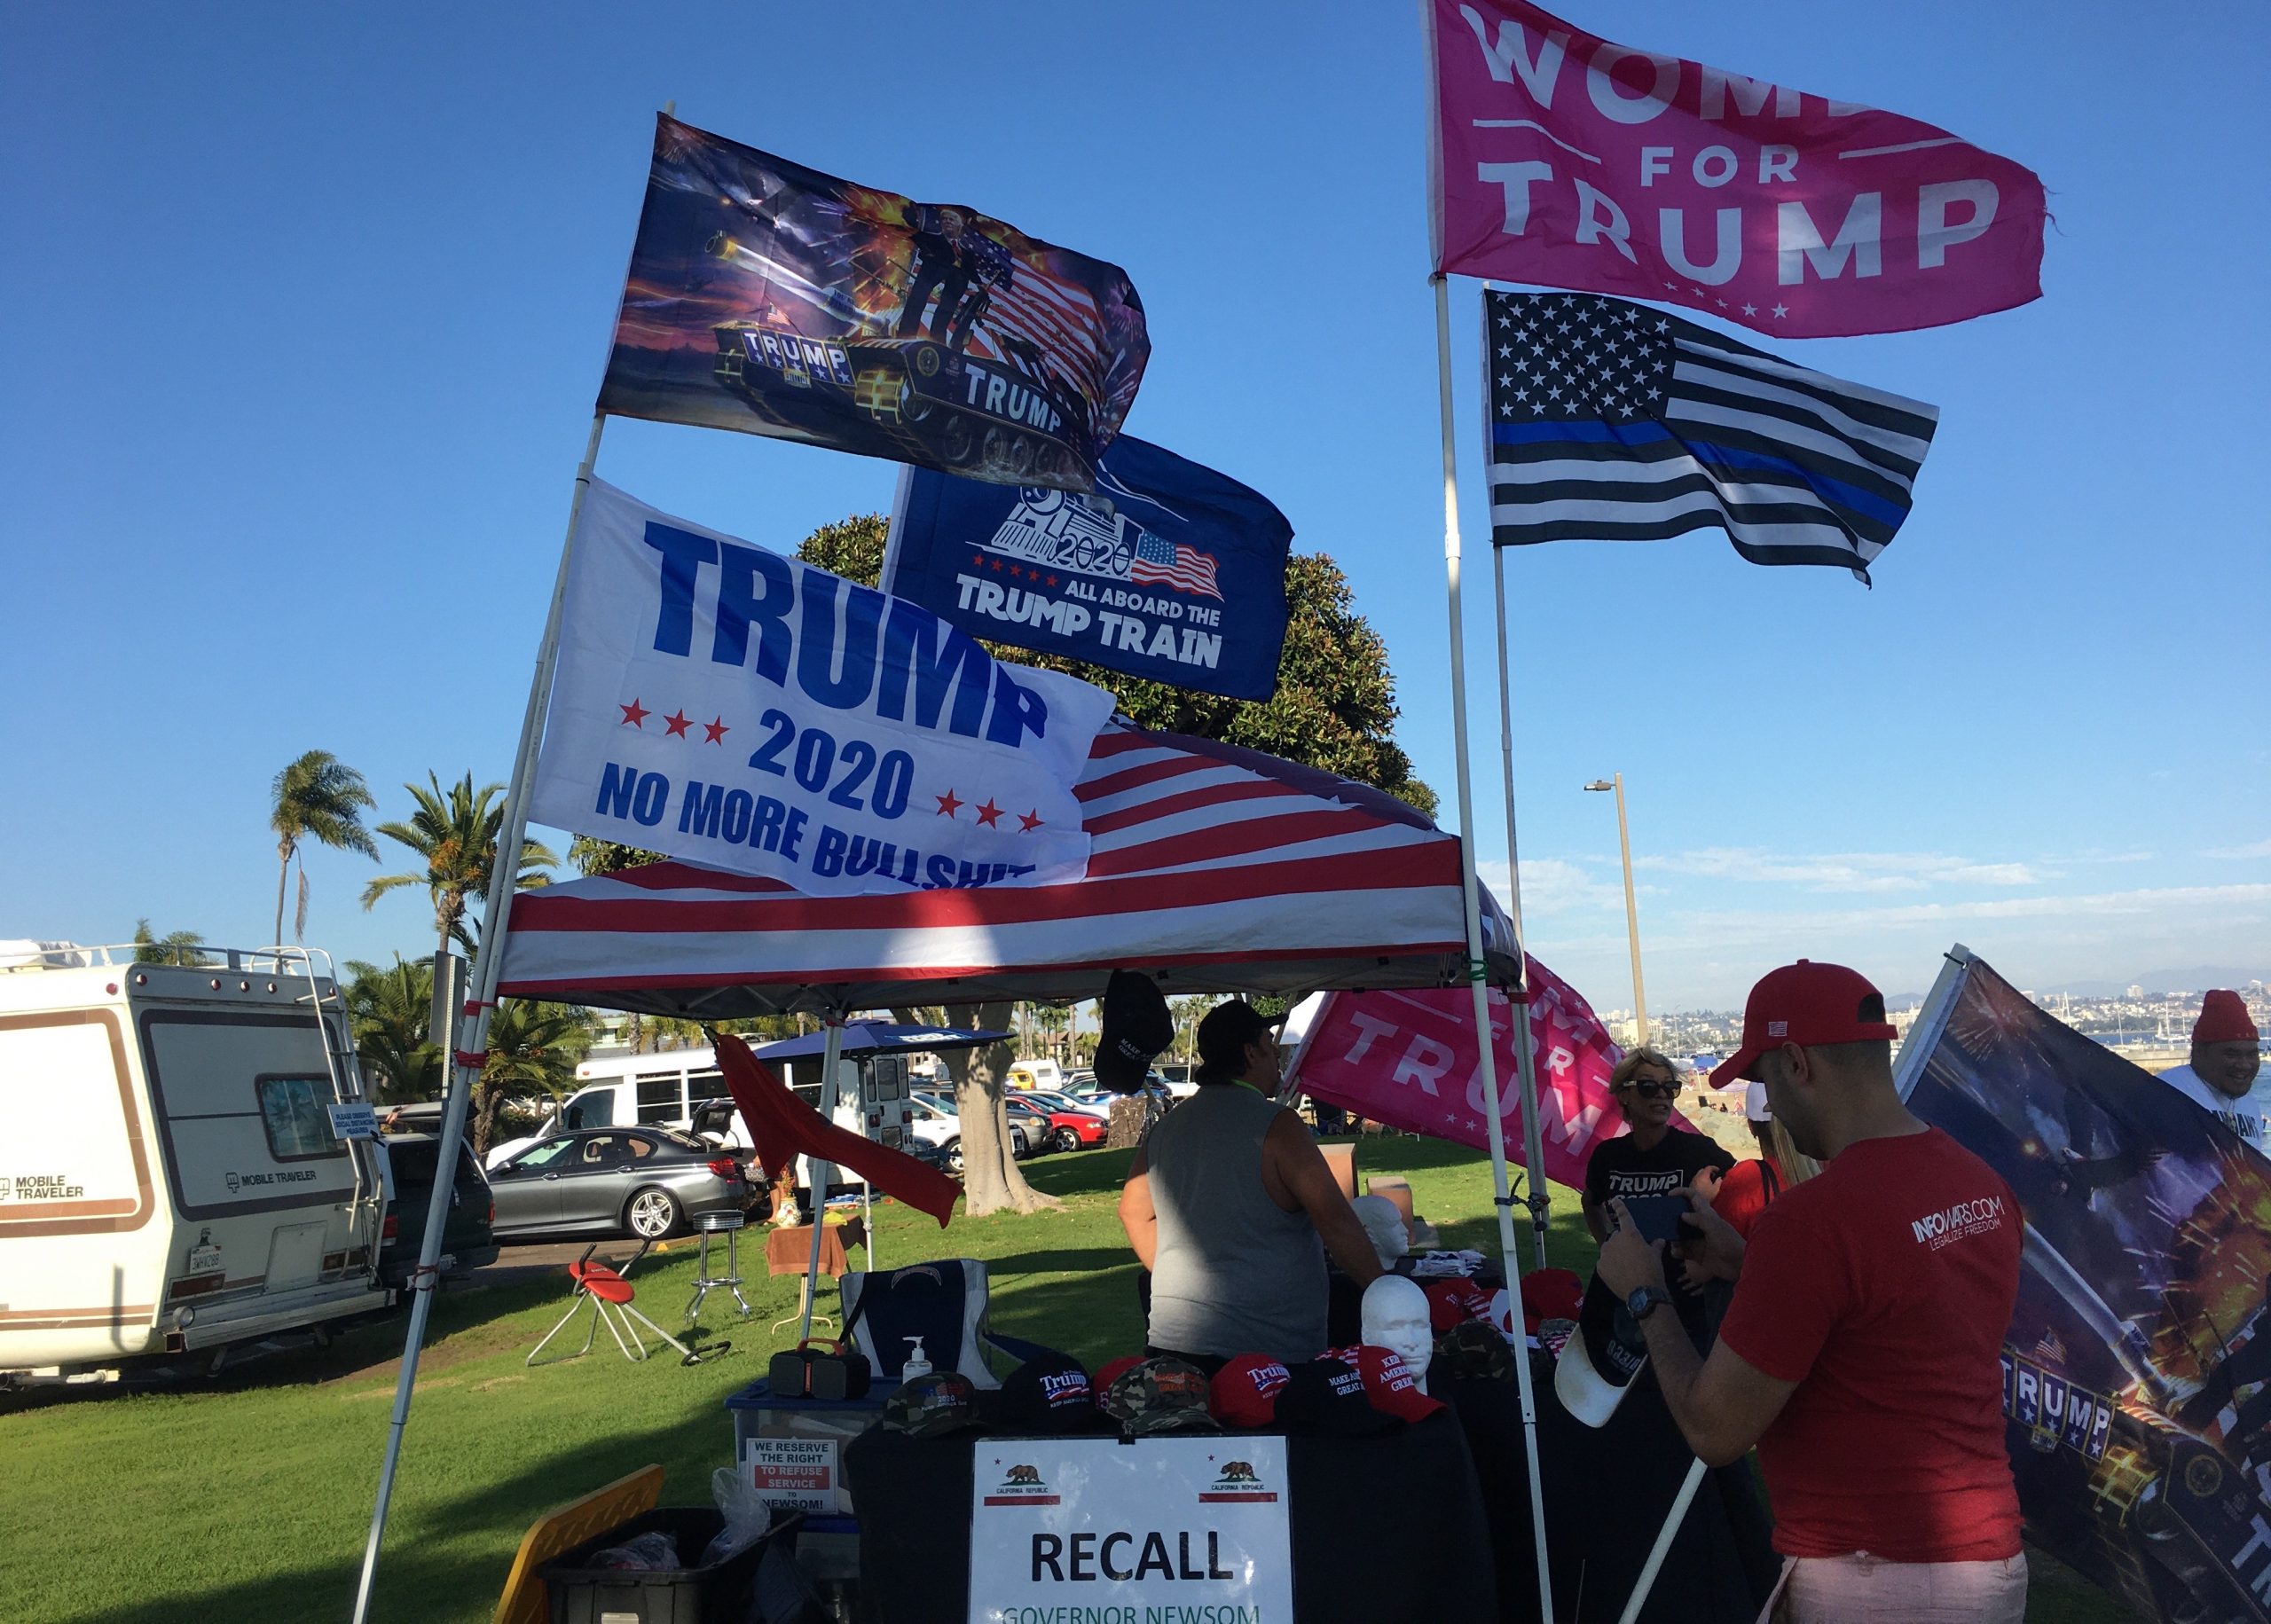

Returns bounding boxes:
[799,1015,847,1343]
[1432,273,1553,1624]
[351,411,608,1624]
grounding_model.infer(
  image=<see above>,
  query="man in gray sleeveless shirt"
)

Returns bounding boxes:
[1118,1000,1384,1366]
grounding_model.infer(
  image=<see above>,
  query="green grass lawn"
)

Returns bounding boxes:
[0,1137,2129,1622]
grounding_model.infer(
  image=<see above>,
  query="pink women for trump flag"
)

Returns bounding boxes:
[1426,0,2046,337]
[1286,956,1692,1189]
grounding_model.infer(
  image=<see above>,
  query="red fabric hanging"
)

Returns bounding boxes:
[715,1033,960,1228]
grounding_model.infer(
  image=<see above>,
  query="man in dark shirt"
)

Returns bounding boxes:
[1582,1047,1733,1242]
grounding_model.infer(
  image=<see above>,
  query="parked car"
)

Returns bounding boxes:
[1018,1093,1112,1153]
[909,1093,1031,1172]
[485,1127,748,1242]
[375,1132,499,1290]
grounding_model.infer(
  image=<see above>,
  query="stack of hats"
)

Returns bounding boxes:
[994,1352,1099,1434]
[1099,1355,1219,1437]
[882,1371,985,1439]
[1423,1278,1497,1331]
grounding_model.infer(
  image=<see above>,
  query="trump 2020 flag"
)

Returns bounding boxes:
[597,115,1150,492]
[880,435,1294,702]
[529,480,1116,896]
[1483,289,1937,581]
[1427,0,2047,338]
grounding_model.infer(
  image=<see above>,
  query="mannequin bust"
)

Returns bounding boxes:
[1349,1196,1411,1268]
[1360,1275,1434,1384]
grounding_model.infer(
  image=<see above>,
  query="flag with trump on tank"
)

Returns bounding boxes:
[882,434,1294,702]
[1481,289,1937,580]
[528,479,1117,897]
[596,114,1150,493]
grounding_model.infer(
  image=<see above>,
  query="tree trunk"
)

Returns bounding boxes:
[470,1077,500,1158]
[273,842,293,947]
[898,1000,1057,1216]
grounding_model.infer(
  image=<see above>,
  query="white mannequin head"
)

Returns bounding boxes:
[1360,1275,1433,1383]
[1348,1196,1410,1267]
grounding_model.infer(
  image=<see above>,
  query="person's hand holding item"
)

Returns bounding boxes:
[1687,1164,1725,1202]
[1597,1197,1669,1298]
[1671,1188,1747,1287]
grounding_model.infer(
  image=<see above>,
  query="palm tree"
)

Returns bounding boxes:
[270,750,378,945]
[132,919,208,968]
[344,956,443,1104]
[473,999,594,1156]
[361,773,557,958]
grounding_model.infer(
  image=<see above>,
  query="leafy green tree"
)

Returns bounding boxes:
[569,836,664,876]
[361,773,558,956]
[132,920,208,967]
[269,750,378,945]
[344,956,442,1104]
[472,1000,594,1157]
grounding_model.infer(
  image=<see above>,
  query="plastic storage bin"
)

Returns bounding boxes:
[540,1505,801,1624]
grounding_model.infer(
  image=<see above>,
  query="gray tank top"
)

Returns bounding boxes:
[1143,1083,1328,1363]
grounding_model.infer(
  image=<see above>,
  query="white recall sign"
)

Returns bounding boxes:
[741,1434,839,1515]
[968,1435,1293,1624]
[530,479,1115,897]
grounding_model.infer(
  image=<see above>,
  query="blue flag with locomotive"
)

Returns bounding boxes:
[597,114,1150,492]
[881,435,1294,702]
[1901,948,2271,1620]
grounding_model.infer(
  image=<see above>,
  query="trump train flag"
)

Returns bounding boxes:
[1482,289,1937,580]
[1902,951,2271,1622]
[597,115,1150,492]
[1426,0,2047,338]
[881,435,1294,702]
[528,480,1117,898]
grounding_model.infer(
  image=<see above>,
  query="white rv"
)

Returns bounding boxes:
[0,944,390,1379]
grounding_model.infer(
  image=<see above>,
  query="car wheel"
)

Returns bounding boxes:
[625,1187,683,1240]
[1051,1127,1080,1154]
[1011,1127,1030,1159]
[944,1137,963,1176]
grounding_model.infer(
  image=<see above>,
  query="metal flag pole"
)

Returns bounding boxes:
[1432,272,1552,1624]
[352,411,608,1624]
[1617,1457,1709,1624]
[798,1016,848,1342]
[1478,281,1553,1274]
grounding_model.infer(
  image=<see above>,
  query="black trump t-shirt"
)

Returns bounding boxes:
[1584,1127,1735,1208]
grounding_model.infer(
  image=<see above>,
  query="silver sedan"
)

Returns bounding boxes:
[487,1127,750,1242]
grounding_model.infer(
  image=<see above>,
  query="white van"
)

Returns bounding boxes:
[486,1045,913,1169]
[0,944,390,1380]
[1009,1057,1065,1092]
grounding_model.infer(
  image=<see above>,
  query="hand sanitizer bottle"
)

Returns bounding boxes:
[901,1335,931,1381]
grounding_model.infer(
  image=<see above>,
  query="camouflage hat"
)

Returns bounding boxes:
[883,1370,983,1439]
[1433,1318,1515,1384]
[1102,1356,1219,1437]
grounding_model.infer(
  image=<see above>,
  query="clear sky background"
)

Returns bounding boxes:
[3,0,2264,1011]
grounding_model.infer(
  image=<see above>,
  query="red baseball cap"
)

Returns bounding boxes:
[1709,961,1898,1090]
[1208,1353,1292,1427]
[1093,1353,1145,1409]
[1423,1278,1495,1331]
[1326,1343,1445,1422]
[1517,1267,1583,1333]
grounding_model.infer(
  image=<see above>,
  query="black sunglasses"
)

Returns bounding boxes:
[1623,1080,1678,1100]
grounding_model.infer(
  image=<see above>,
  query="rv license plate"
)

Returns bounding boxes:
[188,1243,223,1275]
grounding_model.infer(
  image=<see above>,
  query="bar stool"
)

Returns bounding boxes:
[682,1209,754,1324]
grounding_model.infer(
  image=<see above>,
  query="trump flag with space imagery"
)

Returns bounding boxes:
[1905,952,2271,1621]
[597,115,1150,492]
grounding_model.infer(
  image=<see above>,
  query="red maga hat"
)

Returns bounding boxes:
[1709,961,1898,1091]
[2196,990,2260,1046]
[1208,1353,1292,1428]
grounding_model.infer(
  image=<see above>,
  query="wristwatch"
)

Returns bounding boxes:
[1626,1285,1672,1322]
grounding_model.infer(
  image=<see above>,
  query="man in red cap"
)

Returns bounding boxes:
[2157,990,2265,1145]
[1597,960,2024,1622]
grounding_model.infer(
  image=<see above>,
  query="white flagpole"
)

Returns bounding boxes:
[799,1016,848,1341]
[1432,273,1552,1624]
[1491,545,1552,1273]
[352,411,607,1624]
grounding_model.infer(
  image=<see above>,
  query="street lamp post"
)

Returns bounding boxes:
[1583,775,1649,1049]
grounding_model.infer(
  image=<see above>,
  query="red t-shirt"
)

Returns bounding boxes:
[1717,1127,2021,1563]
[1711,1157,1781,1240]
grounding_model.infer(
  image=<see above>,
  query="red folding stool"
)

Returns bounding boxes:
[527,1242,706,1367]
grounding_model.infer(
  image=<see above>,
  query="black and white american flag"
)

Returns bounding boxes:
[1481,290,1938,582]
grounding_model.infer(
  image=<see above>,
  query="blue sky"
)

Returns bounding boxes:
[3,0,2264,1010]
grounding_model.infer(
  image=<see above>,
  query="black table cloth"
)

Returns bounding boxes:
[1442,1359,1778,1624]
[845,1410,1497,1622]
